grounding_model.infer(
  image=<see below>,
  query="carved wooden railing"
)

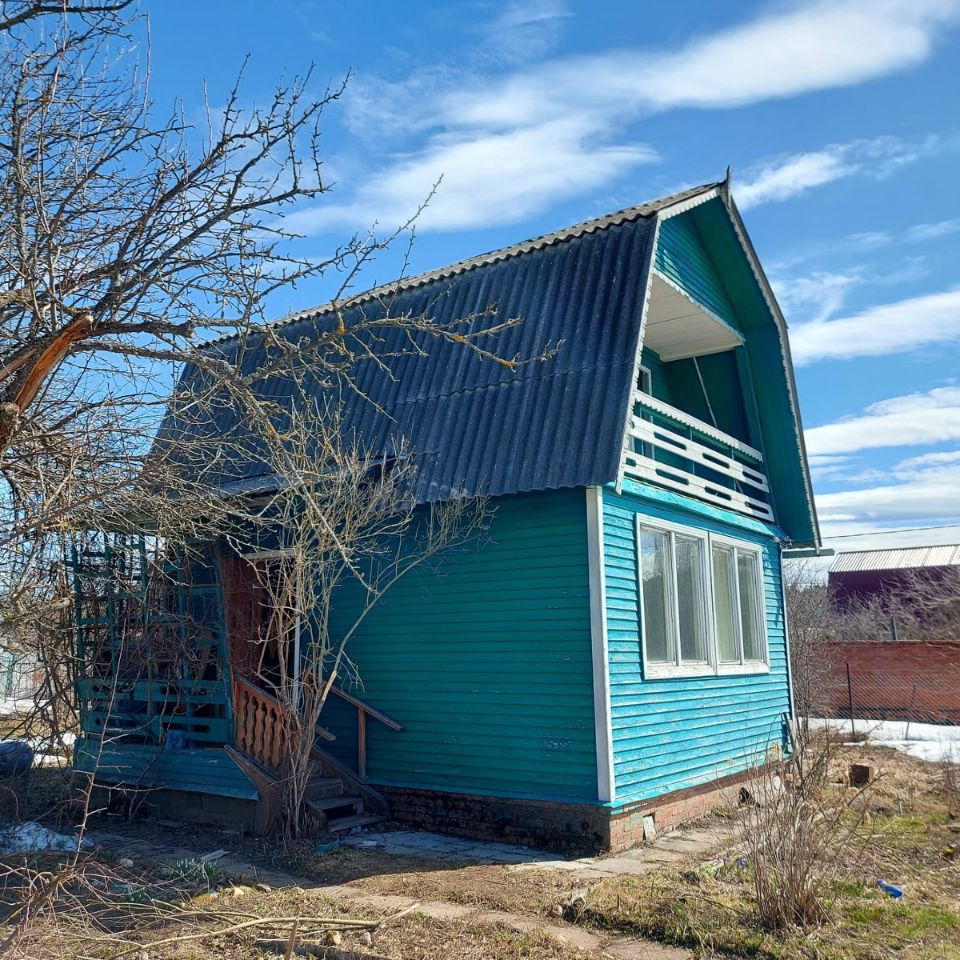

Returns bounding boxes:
[232,676,290,773]
[232,675,335,774]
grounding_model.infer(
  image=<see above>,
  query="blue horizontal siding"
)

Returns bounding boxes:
[602,480,791,808]
[321,489,599,802]
[74,739,258,800]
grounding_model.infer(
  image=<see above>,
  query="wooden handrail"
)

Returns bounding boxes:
[232,675,335,776]
[326,686,404,782]
[330,686,404,731]
[634,394,763,462]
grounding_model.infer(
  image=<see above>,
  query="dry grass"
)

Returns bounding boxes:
[572,744,960,959]
[0,870,587,960]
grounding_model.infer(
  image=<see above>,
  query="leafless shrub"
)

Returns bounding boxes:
[941,757,960,819]
[224,399,489,839]
[735,732,872,930]
[784,561,834,722]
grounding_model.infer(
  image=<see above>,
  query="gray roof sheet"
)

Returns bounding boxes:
[830,545,960,573]
[158,183,718,503]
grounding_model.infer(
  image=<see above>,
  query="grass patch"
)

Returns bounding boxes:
[573,745,960,960]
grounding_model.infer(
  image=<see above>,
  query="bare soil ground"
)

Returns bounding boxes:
[0,743,957,958]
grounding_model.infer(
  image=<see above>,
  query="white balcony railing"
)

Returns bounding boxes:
[622,394,774,523]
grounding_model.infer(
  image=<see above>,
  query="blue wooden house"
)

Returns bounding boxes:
[74,179,820,851]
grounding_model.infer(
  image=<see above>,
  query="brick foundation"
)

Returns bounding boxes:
[608,767,755,849]
[378,785,609,856]
[378,767,759,854]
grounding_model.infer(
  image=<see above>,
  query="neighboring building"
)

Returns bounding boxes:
[73,178,820,851]
[829,545,960,611]
[0,645,42,716]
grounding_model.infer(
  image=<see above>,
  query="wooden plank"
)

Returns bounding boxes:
[330,686,404,731]
[634,395,763,462]
[622,454,775,523]
[630,417,769,492]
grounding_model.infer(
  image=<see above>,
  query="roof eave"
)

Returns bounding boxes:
[717,189,822,550]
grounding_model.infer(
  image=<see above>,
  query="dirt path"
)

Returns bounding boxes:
[85,823,732,958]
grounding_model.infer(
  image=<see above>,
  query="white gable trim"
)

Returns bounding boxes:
[586,485,615,803]
[718,188,821,549]
[616,212,663,495]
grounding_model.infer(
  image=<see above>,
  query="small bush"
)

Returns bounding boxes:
[735,734,870,930]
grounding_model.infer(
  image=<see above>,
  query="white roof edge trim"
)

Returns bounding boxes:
[718,191,822,550]
[650,267,745,346]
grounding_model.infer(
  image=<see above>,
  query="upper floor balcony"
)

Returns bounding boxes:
[622,392,773,524]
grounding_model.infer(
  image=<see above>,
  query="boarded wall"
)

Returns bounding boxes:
[822,641,960,723]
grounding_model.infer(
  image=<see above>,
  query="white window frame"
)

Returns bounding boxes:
[636,516,769,679]
[637,365,652,394]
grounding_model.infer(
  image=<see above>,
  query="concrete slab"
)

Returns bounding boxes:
[606,935,693,959]
[340,830,558,865]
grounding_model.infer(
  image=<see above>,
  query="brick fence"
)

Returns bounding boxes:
[822,641,960,723]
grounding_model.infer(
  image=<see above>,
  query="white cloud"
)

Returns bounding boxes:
[772,271,859,324]
[736,135,947,209]
[790,288,960,365]
[806,386,960,456]
[906,218,960,242]
[771,216,960,273]
[307,0,960,234]
[286,117,657,233]
[450,0,960,128]
[816,466,960,524]
[477,0,572,64]
[893,449,960,471]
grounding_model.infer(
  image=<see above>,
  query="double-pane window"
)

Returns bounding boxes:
[638,519,767,674]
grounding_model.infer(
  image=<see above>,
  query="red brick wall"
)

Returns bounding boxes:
[822,641,960,723]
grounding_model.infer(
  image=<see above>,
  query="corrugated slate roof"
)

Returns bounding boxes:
[157,183,721,503]
[208,182,719,349]
[830,545,960,573]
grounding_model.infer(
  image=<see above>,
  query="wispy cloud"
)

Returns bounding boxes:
[806,386,960,456]
[771,216,960,272]
[816,465,960,525]
[789,287,960,365]
[448,0,960,127]
[736,135,948,209]
[475,0,572,64]
[285,118,656,233]
[300,0,960,234]
[772,271,859,325]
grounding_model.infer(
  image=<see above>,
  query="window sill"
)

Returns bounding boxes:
[717,662,770,676]
[642,662,771,680]
[643,664,715,680]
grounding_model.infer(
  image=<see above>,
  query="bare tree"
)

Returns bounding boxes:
[0,1,519,637]
[222,399,488,837]
[784,560,834,723]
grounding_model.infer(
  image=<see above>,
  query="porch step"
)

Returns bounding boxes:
[305,777,344,801]
[305,793,363,813]
[326,813,386,833]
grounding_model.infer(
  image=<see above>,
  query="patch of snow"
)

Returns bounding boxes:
[0,822,88,854]
[808,718,960,763]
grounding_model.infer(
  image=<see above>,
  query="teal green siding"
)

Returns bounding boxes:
[73,739,258,800]
[681,199,818,545]
[603,480,791,807]
[322,489,598,802]
[654,214,739,330]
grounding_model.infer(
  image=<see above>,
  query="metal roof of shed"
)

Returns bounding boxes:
[830,545,960,573]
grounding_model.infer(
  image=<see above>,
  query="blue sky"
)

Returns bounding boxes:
[145,0,960,555]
